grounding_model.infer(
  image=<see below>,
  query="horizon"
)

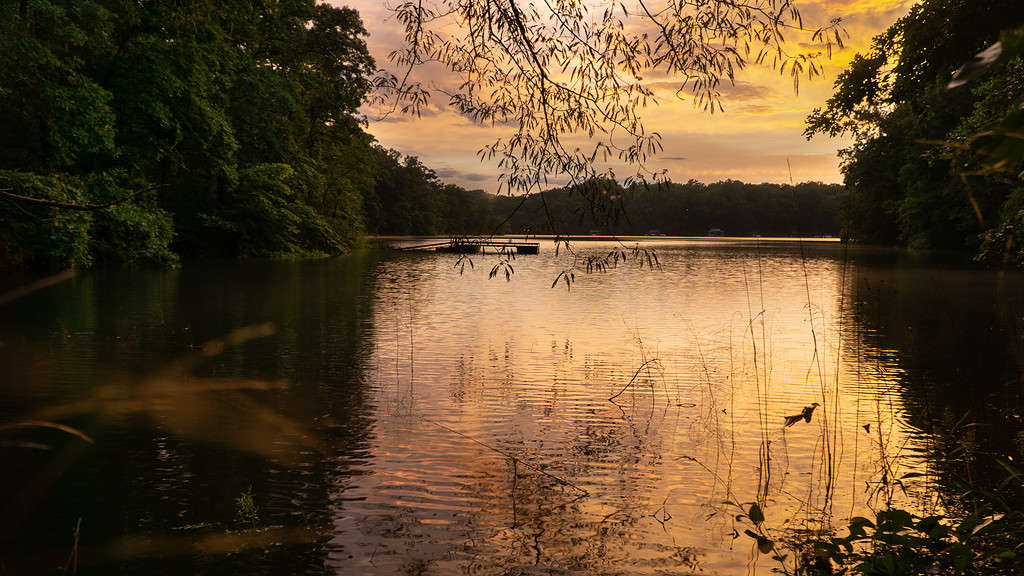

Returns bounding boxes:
[340,0,915,192]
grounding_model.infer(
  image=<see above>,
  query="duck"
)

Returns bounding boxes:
[783,403,820,427]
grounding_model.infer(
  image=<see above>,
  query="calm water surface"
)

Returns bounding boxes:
[1,239,1022,575]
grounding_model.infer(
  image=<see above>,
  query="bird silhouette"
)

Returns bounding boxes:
[783,403,820,427]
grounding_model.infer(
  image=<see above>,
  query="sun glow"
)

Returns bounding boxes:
[342,0,915,190]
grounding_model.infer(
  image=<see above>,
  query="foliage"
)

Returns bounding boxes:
[734,458,1024,576]
[362,149,509,236]
[496,179,842,237]
[84,174,177,266]
[361,167,842,238]
[815,509,1016,576]
[977,188,1024,266]
[0,172,93,271]
[806,2,1024,260]
[234,486,260,529]
[381,0,844,194]
[0,0,377,270]
[0,0,849,272]
[221,164,342,258]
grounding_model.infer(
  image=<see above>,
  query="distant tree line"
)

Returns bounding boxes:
[807,0,1024,263]
[363,175,842,238]
[361,151,508,237]
[494,180,842,237]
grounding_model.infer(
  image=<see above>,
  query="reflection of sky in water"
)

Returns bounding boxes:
[333,240,925,575]
[1,240,1021,575]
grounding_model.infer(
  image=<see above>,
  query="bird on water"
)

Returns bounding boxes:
[783,403,820,427]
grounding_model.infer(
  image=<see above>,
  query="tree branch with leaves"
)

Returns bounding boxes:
[378,0,844,195]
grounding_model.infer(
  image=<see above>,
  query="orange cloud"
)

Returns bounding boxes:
[337,0,913,190]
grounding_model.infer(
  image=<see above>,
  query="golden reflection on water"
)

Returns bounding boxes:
[3,239,1019,575]
[334,240,921,575]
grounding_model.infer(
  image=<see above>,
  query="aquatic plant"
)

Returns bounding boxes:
[234,486,261,529]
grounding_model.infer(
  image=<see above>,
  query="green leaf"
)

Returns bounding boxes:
[877,509,913,530]
[951,543,972,571]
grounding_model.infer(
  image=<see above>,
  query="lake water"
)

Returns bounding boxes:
[1,239,1022,575]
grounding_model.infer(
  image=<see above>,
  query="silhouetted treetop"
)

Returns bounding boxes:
[805,0,1024,262]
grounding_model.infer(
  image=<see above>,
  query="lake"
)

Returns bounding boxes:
[1,238,1022,575]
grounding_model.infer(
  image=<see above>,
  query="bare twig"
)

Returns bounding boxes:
[608,358,663,401]
[419,416,589,495]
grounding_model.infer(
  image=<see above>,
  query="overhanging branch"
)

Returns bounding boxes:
[0,183,167,212]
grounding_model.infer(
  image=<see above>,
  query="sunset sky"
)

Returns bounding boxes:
[338,0,915,191]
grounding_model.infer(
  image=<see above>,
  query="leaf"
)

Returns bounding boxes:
[748,503,765,525]
[951,543,972,571]
[849,516,875,528]
[834,537,854,553]
[971,513,1004,536]
[877,509,913,530]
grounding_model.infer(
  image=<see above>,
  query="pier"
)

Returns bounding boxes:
[397,238,540,254]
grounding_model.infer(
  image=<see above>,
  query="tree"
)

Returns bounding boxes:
[0,0,379,270]
[805,0,1024,258]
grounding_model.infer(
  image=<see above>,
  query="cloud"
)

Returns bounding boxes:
[736,104,776,115]
[435,167,492,183]
[340,0,913,191]
[645,79,779,102]
[370,101,445,122]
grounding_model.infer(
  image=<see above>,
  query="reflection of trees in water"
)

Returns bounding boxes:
[846,256,1024,506]
[477,470,700,575]
[10,247,1021,573]
[350,248,1024,574]
[0,254,382,574]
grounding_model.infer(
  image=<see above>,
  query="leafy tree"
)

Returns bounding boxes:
[0,0,377,271]
[806,0,1024,258]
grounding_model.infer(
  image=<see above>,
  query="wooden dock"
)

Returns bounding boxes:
[397,238,540,254]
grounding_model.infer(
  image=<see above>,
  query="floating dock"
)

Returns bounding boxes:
[397,239,539,254]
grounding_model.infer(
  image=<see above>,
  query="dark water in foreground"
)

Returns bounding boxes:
[1,239,1023,575]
